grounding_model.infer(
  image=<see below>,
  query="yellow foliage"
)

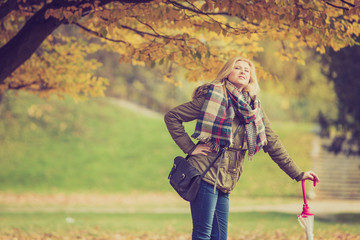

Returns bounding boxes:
[163,75,182,87]
[1,0,359,98]
[2,33,108,99]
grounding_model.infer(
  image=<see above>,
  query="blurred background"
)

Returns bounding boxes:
[2,35,359,198]
[1,1,360,239]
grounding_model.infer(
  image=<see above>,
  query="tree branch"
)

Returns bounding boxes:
[120,23,188,42]
[0,0,46,21]
[135,17,163,37]
[340,0,355,7]
[323,0,349,10]
[99,15,184,42]
[0,0,17,20]
[0,0,155,85]
[73,22,127,43]
[7,74,57,91]
[167,0,259,29]
[0,5,62,84]
[167,0,227,16]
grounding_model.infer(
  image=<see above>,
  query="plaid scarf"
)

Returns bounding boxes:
[191,82,267,160]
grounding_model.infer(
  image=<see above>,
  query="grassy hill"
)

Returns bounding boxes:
[0,91,315,198]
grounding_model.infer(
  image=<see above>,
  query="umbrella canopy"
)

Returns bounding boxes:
[298,179,316,240]
[298,214,314,240]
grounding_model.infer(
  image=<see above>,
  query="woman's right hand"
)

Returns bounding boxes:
[191,143,212,156]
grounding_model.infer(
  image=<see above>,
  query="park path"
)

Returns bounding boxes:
[109,98,163,119]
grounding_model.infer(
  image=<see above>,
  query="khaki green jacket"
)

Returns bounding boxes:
[164,86,303,193]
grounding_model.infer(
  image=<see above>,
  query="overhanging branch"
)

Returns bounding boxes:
[0,0,17,20]
[74,22,127,43]
[323,0,350,10]
[167,0,259,30]
[0,0,155,85]
[340,0,355,7]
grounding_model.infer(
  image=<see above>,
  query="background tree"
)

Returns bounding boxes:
[0,0,359,99]
[322,40,360,155]
[256,41,338,122]
[93,49,197,113]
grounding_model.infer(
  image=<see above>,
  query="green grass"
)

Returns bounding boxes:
[0,91,180,194]
[0,212,191,234]
[1,212,359,237]
[1,91,314,198]
[1,92,358,239]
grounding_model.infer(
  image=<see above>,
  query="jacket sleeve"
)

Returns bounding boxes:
[164,94,206,154]
[262,109,304,181]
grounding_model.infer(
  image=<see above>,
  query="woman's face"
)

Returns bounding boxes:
[227,60,251,90]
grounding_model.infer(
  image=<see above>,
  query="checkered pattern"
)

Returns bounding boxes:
[191,82,267,159]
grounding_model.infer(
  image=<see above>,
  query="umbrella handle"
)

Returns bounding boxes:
[301,179,316,216]
[301,180,308,205]
[302,179,317,204]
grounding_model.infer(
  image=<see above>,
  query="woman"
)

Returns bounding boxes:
[164,56,319,240]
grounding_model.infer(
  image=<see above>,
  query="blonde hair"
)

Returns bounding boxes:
[213,56,260,98]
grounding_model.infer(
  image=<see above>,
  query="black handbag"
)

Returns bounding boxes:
[168,149,224,202]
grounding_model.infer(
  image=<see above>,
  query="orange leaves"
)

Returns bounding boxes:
[2,0,360,99]
[3,32,108,99]
[163,75,182,87]
[2,229,360,240]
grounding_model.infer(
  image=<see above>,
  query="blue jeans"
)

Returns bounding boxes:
[190,180,229,240]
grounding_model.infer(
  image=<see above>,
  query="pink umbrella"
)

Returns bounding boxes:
[298,179,317,240]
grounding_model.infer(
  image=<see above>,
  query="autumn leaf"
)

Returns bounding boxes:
[0,0,359,98]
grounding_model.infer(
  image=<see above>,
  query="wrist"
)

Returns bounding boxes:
[187,142,199,155]
[295,172,304,182]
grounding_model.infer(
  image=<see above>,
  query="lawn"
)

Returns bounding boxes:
[0,91,314,198]
[1,211,360,239]
[1,92,359,239]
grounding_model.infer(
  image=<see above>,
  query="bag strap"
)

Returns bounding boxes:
[185,123,242,179]
[233,123,242,139]
[184,146,224,179]
[200,148,224,179]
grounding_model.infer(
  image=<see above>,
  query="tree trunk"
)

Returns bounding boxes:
[0,6,62,84]
[0,0,154,85]
[0,0,18,20]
